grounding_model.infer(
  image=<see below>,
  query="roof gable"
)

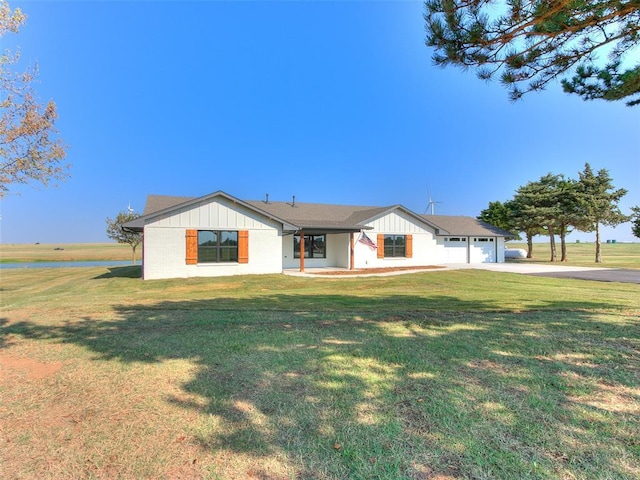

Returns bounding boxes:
[125,191,298,232]
[143,195,193,215]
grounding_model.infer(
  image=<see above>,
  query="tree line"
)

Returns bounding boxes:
[478,163,635,263]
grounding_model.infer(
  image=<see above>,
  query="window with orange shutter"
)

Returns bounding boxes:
[186,230,247,264]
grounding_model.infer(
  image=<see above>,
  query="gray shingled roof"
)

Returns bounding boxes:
[422,215,515,237]
[142,195,388,226]
[125,192,511,237]
[245,200,389,231]
[134,193,419,233]
[143,195,194,215]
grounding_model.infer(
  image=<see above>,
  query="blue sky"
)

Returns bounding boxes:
[2,0,638,244]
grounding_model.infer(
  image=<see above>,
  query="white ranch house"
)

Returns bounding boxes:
[123,190,513,280]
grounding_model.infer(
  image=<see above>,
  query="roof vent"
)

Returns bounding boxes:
[265,193,269,204]
[292,195,296,207]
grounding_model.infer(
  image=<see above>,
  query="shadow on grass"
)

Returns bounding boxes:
[92,265,142,279]
[3,294,639,479]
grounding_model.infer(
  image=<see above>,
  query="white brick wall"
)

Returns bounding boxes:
[140,196,285,279]
[143,227,283,280]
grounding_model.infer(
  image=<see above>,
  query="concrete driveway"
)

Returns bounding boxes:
[285,263,640,283]
[453,263,640,284]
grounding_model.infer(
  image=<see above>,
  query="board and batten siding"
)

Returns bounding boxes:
[142,197,283,279]
[147,197,276,230]
[354,210,439,269]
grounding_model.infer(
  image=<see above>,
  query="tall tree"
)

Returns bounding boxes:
[424,0,640,105]
[106,210,142,265]
[478,200,518,237]
[513,174,564,261]
[631,206,640,240]
[555,177,581,262]
[631,207,640,238]
[0,1,68,196]
[507,195,545,259]
[575,163,628,263]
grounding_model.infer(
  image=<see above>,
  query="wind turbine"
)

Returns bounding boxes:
[425,184,442,215]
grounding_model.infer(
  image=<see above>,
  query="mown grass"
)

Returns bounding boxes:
[1,267,639,479]
[507,242,640,269]
[0,243,131,263]
[2,241,638,269]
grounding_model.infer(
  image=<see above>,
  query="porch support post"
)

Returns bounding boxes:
[299,231,305,272]
[350,232,355,270]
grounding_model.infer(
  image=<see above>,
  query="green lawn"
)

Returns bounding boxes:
[507,242,640,269]
[1,267,638,479]
[2,241,638,268]
[0,242,133,263]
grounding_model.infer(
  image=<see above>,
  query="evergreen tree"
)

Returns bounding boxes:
[575,163,628,263]
[508,194,546,259]
[478,200,518,237]
[424,0,640,105]
[631,206,640,240]
[513,174,564,261]
[555,177,581,262]
[106,210,142,265]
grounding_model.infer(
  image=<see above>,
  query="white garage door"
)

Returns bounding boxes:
[470,237,496,263]
[443,237,468,263]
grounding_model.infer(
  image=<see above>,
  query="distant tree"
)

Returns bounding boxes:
[507,196,545,259]
[631,206,640,240]
[478,200,518,237]
[424,0,640,105]
[575,163,628,263]
[0,1,68,196]
[514,174,565,261]
[555,177,581,262]
[106,210,142,264]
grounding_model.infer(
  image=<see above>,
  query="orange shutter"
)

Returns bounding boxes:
[238,230,249,264]
[406,234,413,258]
[377,234,385,258]
[186,229,198,265]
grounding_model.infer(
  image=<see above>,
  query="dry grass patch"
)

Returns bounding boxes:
[1,243,132,263]
[1,267,639,479]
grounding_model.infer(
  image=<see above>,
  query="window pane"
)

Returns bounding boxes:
[220,247,238,262]
[294,234,327,258]
[198,248,218,263]
[198,231,218,247]
[384,235,395,257]
[311,235,326,258]
[196,230,240,263]
[382,234,406,257]
[305,236,312,258]
[221,231,238,246]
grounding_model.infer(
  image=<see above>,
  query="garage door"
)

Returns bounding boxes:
[443,237,468,263]
[470,237,495,263]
